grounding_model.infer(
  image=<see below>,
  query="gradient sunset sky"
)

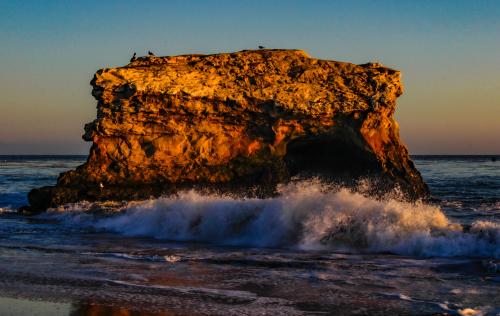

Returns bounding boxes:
[0,0,499,154]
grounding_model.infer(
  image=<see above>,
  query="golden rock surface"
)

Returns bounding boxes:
[27,49,427,211]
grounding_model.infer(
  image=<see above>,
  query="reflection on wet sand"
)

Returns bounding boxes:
[70,303,183,316]
[0,297,70,316]
[0,297,186,316]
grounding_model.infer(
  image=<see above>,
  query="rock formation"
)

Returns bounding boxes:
[25,49,428,212]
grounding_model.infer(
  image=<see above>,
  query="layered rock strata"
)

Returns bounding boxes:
[26,49,428,212]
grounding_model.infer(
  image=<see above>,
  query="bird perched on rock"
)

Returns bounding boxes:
[130,52,137,62]
[258,46,265,49]
[148,50,155,56]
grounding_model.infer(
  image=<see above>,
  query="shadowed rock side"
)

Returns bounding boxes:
[26,49,428,212]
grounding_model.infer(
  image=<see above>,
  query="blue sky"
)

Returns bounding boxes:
[0,0,499,154]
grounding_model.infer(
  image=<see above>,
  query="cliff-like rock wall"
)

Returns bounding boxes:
[27,49,428,212]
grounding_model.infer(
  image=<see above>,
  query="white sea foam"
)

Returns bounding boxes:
[48,180,499,258]
[0,206,16,214]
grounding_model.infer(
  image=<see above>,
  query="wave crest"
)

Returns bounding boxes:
[48,180,499,258]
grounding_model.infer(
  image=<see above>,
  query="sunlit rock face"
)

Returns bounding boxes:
[27,49,428,211]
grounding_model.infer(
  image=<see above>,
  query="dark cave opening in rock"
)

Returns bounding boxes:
[284,134,381,183]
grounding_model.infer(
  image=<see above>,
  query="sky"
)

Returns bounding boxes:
[0,0,499,155]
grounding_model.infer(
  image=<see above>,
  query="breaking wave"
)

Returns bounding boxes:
[48,180,499,258]
[0,207,16,214]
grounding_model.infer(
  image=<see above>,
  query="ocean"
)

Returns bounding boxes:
[0,155,498,315]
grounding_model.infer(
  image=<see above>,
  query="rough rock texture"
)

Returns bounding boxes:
[26,49,428,212]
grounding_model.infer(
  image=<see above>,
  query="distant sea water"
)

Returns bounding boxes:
[0,155,498,315]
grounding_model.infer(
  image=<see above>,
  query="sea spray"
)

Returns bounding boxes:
[47,180,499,258]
